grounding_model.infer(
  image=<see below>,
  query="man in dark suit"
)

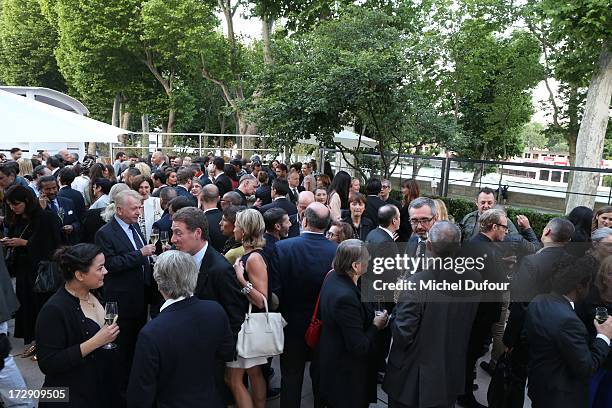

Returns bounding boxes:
[288,191,314,238]
[39,175,81,244]
[258,178,297,216]
[500,217,575,406]
[95,190,157,399]
[151,171,168,198]
[57,167,86,221]
[363,178,387,226]
[262,207,291,301]
[211,156,232,197]
[174,169,198,206]
[151,187,178,238]
[127,251,235,408]
[366,204,400,243]
[276,202,337,407]
[405,197,438,260]
[384,221,481,408]
[287,170,305,205]
[233,174,258,206]
[150,151,167,173]
[525,257,612,408]
[200,184,227,252]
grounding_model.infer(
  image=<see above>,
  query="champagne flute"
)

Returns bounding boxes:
[150,228,159,245]
[160,231,169,247]
[103,302,118,350]
[57,207,65,224]
[595,307,609,324]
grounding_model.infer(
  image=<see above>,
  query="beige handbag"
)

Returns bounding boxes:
[236,295,287,358]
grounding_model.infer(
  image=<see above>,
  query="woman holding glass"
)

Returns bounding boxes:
[36,243,120,407]
[131,175,162,242]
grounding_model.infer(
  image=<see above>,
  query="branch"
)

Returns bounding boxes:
[333,142,364,177]
[141,48,171,96]
[201,61,237,111]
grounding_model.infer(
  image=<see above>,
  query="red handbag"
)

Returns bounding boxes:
[304,270,333,349]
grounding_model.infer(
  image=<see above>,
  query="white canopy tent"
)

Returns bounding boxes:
[298,128,378,149]
[0,89,125,143]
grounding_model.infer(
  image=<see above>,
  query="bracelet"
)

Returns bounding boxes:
[241,281,253,295]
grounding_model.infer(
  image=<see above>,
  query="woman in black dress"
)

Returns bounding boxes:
[1,185,62,352]
[36,244,120,408]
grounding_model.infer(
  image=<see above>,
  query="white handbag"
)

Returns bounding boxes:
[236,295,287,358]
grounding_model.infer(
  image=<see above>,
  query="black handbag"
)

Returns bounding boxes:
[33,261,63,293]
[487,352,526,408]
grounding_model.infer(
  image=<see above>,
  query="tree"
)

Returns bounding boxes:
[0,0,65,90]
[520,122,547,150]
[251,7,456,178]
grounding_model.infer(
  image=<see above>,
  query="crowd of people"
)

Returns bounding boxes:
[0,146,611,408]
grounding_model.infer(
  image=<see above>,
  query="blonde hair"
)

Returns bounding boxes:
[17,158,33,177]
[101,183,131,222]
[434,199,449,221]
[135,162,151,178]
[596,255,612,294]
[235,208,266,249]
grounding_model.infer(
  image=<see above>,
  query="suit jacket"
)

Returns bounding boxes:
[204,208,227,253]
[200,174,212,186]
[81,208,105,244]
[504,246,568,348]
[174,186,198,206]
[195,245,247,341]
[276,233,337,338]
[262,233,281,297]
[259,197,297,216]
[525,293,610,408]
[152,210,172,234]
[287,186,304,205]
[95,217,149,319]
[287,213,301,238]
[255,185,272,206]
[397,205,413,242]
[318,272,379,407]
[58,186,86,221]
[341,215,375,241]
[127,297,234,408]
[383,268,480,407]
[50,196,81,244]
[365,227,394,244]
[364,195,386,225]
[214,173,233,197]
[384,197,402,210]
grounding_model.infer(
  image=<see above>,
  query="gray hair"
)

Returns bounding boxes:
[239,174,256,185]
[101,183,131,222]
[479,208,506,232]
[428,221,461,257]
[333,239,368,277]
[546,217,574,242]
[592,227,612,243]
[223,191,243,206]
[408,197,438,218]
[114,190,142,208]
[153,250,198,298]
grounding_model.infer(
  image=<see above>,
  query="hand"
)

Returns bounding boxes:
[62,225,73,234]
[595,316,612,340]
[162,243,172,252]
[38,195,48,209]
[373,310,388,330]
[253,198,262,208]
[1,238,27,247]
[92,323,119,349]
[516,215,531,230]
[234,259,246,285]
[140,244,156,257]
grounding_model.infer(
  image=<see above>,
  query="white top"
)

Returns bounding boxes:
[159,296,189,312]
[191,242,209,270]
[380,227,395,240]
[90,194,110,210]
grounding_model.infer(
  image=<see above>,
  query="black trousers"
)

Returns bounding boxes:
[280,334,320,408]
[462,320,492,400]
[388,397,454,408]
[115,314,146,407]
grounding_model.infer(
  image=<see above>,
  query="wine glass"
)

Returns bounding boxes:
[57,207,65,224]
[595,307,609,324]
[103,302,118,350]
[160,231,169,247]
[150,228,159,245]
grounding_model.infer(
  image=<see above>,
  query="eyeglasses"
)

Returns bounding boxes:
[326,231,339,238]
[409,217,434,226]
[381,185,391,189]
[495,223,509,231]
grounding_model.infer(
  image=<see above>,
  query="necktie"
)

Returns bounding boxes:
[416,240,427,258]
[49,200,58,213]
[129,225,151,285]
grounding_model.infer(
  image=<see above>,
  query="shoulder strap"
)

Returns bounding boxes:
[310,270,334,320]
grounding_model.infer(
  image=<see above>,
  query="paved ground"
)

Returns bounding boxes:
[7,315,532,408]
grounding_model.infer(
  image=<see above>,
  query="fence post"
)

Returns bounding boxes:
[440,157,451,197]
[199,134,202,157]
[319,147,326,175]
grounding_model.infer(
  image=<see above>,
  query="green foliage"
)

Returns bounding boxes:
[0,0,65,90]
[520,122,547,150]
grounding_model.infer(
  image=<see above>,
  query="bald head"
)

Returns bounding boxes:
[201,184,220,209]
[297,191,315,216]
[303,202,331,232]
[152,151,164,166]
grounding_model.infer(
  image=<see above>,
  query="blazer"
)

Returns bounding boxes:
[287,213,301,238]
[81,208,105,244]
[174,185,197,204]
[255,185,272,206]
[47,196,81,244]
[383,268,480,407]
[262,233,281,297]
[365,227,394,244]
[152,210,172,234]
[95,217,149,319]
[259,197,297,216]
[364,195,386,225]
[214,173,233,197]
[525,293,610,408]
[287,185,304,204]
[36,287,117,408]
[204,208,227,253]
[126,297,235,408]
[384,197,402,209]
[318,271,379,408]
[58,186,86,221]
[397,205,413,242]
[195,245,248,341]
[341,215,375,241]
[276,232,337,338]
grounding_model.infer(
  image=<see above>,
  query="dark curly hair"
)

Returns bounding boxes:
[54,244,104,281]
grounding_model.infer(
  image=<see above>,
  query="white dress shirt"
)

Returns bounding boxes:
[191,242,209,270]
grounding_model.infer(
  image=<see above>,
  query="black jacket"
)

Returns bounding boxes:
[364,195,386,226]
[255,185,272,206]
[194,245,247,342]
[204,208,227,253]
[365,227,394,244]
[525,293,609,408]
[127,297,234,408]
[214,173,233,197]
[341,215,375,241]
[58,186,86,221]
[81,208,105,244]
[318,271,379,408]
[259,197,297,216]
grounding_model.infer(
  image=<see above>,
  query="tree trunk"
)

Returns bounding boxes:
[163,109,175,148]
[141,114,150,155]
[87,142,97,155]
[262,14,273,65]
[112,94,121,127]
[566,43,612,212]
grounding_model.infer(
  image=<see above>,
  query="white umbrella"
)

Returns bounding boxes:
[298,129,378,149]
[0,89,125,143]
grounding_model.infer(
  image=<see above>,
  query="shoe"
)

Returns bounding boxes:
[480,360,495,376]
[21,343,36,358]
[457,395,488,408]
[377,372,385,384]
[472,383,479,391]
[266,387,280,401]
